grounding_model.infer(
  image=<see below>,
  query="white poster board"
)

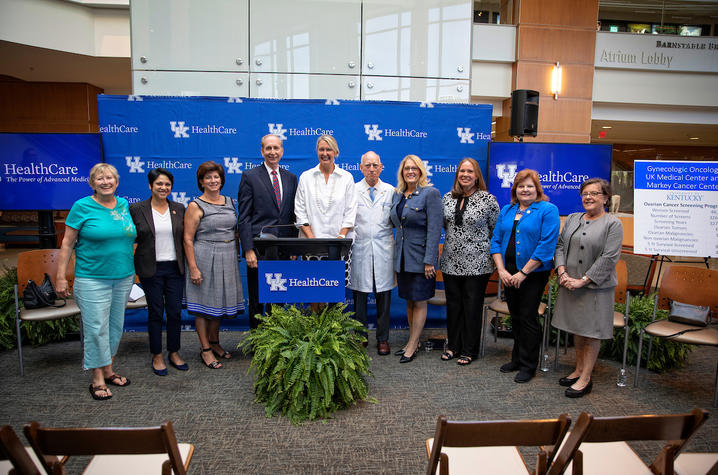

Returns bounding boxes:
[634,160,718,257]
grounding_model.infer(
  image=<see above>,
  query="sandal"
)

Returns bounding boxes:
[104,373,131,387]
[201,348,223,369]
[457,356,473,366]
[89,384,112,401]
[209,340,232,359]
[440,351,454,361]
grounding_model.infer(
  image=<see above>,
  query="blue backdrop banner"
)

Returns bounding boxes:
[0,133,102,210]
[98,95,492,331]
[487,142,612,214]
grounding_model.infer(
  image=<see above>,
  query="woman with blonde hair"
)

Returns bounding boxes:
[390,155,442,363]
[56,163,136,400]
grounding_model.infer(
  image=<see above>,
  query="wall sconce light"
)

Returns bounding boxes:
[551,62,562,100]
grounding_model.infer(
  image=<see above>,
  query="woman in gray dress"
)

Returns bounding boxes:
[552,178,623,397]
[184,161,244,369]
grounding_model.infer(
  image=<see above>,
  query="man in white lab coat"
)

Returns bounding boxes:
[349,151,396,355]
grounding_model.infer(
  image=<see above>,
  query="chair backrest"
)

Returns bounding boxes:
[550,409,709,475]
[16,250,75,295]
[614,259,628,304]
[0,425,43,475]
[657,266,718,315]
[620,248,658,295]
[24,420,187,475]
[427,414,572,475]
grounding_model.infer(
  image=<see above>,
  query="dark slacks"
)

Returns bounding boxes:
[353,288,391,343]
[503,270,550,374]
[139,261,184,355]
[443,273,491,359]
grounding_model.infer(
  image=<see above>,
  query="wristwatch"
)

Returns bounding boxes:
[581,275,588,282]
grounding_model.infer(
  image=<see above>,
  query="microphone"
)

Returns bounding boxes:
[259,223,304,239]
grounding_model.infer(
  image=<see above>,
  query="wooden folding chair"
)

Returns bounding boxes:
[550,408,709,475]
[14,249,81,376]
[426,414,572,475]
[1,425,45,475]
[633,266,718,407]
[24,420,194,475]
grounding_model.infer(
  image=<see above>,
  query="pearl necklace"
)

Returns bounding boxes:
[313,172,338,214]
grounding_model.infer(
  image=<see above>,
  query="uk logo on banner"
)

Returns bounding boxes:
[125,156,145,173]
[457,127,475,144]
[267,123,287,140]
[265,273,287,291]
[171,191,191,207]
[224,157,242,174]
[364,124,383,141]
[170,121,190,138]
[422,160,434,177]
[495,164,518,188]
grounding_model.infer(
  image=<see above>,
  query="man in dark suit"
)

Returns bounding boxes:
[238,134,298,329]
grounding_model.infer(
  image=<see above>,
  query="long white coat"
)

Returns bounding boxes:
[348,178,396,293]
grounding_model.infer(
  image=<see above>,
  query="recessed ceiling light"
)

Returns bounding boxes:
[689,137,699,140]
[602,126,612,129]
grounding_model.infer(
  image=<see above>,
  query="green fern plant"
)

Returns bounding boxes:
[241,304,374,425]
[600,293,692,372]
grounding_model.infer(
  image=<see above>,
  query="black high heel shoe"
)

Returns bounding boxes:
[565,380,592,398]
[399,348,418,363]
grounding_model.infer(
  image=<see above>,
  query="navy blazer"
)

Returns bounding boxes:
[237,164,298,254]
[390,185,443,273]
[129,198,185,279]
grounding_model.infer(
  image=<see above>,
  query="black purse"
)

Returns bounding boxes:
[668,301,711,327]
[23,273,65,309]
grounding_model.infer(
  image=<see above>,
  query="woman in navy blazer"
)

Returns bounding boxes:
[129,168,188,376]
[390,155,442,363]
[490,169,559,383]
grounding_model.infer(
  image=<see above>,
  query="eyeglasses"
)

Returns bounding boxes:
[580,191,604,197]
[404,166,420,172]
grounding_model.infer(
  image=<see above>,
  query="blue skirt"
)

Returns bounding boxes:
[397,271,435,301]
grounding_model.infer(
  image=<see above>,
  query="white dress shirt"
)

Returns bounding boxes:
[295,163,357,238]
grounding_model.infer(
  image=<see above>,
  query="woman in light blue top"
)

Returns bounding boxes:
[490,169,560,384]
[56,163,137,401]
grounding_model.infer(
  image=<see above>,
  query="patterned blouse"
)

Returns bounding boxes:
[439,190,500,276]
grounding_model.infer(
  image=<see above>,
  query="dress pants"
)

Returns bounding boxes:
[503,270,550,374]
[139,261,184,355]
[443,273,490,359]
[353,288,391,343]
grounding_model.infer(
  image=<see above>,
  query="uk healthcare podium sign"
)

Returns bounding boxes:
[634,160,718,257]
[259,260,346,303]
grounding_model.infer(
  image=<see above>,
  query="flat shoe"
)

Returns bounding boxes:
[169,359,189,371]
[440,351,454,361]
[89,384,112,401]
[457,356,473,366]
[104,373,130,387]
[500,362,519,373]
[566,380,593,398]
[152,364,168,376]
[514,370,534,383]
[558,375,580,387]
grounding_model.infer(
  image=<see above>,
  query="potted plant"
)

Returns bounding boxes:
[241,304,374,424]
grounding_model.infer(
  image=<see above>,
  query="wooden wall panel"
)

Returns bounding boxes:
[536,98,592,135]
[515,62,594,99]
[517,26,597,64]
[0,79,102,133]
[518,0,598,28]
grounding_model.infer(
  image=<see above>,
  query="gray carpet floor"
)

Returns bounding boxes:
[1,329,717,474]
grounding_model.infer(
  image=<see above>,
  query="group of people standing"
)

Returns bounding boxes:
[56,133,622,401]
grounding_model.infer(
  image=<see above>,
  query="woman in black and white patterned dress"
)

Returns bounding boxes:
[439,158,499,366]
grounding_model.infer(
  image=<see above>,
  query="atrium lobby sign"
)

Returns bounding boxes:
[634,160,718,257]
[595,32,718,72]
